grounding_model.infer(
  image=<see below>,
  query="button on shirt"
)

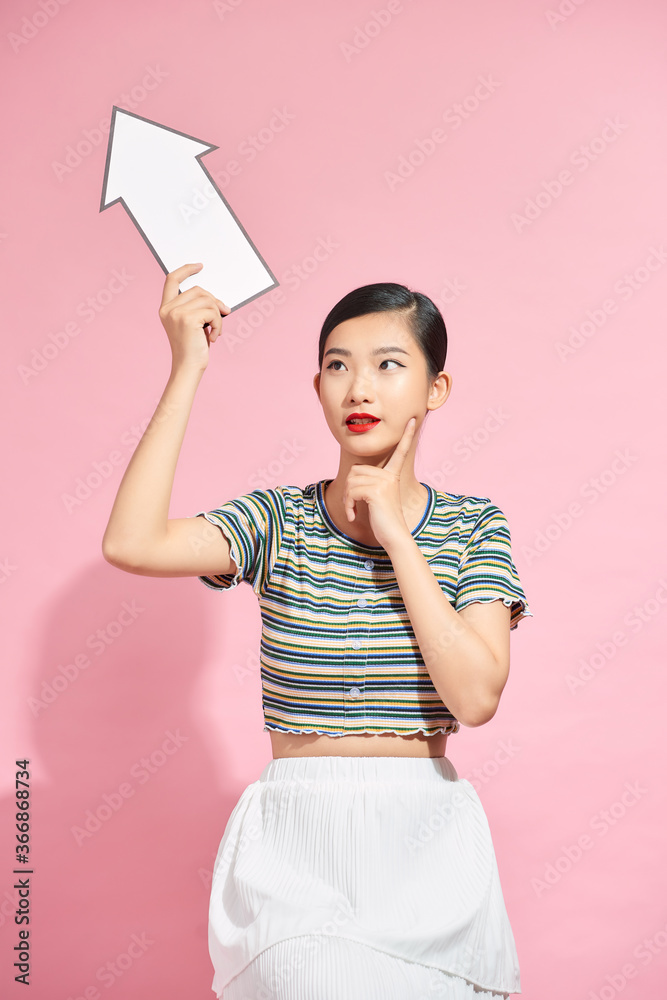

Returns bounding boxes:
[193,479,532,737]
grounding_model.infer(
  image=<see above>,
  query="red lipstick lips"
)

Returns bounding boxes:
[346,412,381,434]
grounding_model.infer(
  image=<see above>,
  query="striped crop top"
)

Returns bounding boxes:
[193,479,532,737]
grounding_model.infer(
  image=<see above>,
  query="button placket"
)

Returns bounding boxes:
[343,557,375,714]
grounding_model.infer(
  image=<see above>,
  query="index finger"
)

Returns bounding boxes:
[385,416,417,471]
[161,264,231,317]
[398,416,417,445]
[160,263,203,308]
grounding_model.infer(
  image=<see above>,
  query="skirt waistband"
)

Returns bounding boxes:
[258,754,460,784]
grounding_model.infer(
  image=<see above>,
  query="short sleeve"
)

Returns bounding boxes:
[456,502,533,631]
[191,487,289,596]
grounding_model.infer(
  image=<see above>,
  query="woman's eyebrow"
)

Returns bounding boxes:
[323,345,411,358]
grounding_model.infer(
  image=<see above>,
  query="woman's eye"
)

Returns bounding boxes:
[326,359,403,371]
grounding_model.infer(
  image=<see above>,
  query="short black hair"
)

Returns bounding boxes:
[317,282,447,384]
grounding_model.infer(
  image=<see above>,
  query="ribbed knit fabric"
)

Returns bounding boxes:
[208,755,521,998]
[223,936,512,999]
[193,480,532,737]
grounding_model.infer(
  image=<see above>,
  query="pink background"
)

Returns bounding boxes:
[2,0,666,997]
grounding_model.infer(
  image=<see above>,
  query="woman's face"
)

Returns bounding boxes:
[314,311,443,460]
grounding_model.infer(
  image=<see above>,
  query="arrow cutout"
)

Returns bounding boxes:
[100,106,278,311]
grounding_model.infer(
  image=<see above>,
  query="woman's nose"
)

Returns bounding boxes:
[348,376,376,401]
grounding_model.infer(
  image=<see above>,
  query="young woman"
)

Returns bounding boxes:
[103,262,532,999]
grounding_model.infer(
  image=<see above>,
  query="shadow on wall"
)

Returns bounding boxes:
[1,563,246,1000]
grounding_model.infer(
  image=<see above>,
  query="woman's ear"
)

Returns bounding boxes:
[313,372,321,401]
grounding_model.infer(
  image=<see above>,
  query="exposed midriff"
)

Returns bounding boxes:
[269,728,448,759]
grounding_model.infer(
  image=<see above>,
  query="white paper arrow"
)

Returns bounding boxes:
[100,106,278,311]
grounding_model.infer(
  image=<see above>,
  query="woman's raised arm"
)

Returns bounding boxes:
[101,263,235,579]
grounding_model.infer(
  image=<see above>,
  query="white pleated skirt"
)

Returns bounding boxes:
[208,754,521,999]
